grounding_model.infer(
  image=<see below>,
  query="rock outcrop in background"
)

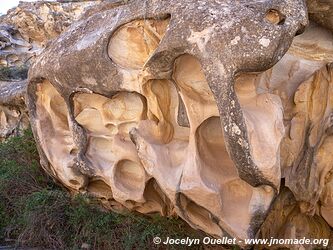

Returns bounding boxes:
[0,0,102,141]
[0,80,28,141]
[0,0,101,67]
[1,0,333,249]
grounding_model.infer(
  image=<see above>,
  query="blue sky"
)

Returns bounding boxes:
[0,0,37,15]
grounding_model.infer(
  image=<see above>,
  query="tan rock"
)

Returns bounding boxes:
[0,80,28,141]
[0,0,101,66]
[0,0,102,140]
[0,0,327,248]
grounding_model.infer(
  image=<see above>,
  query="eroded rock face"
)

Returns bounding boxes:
[259,187,332,249]
[0,80,29,141]
[307,0,333,32]
[26,0,333,247]
[0,0,102,140]
[239,21,333,248]
[0,0,101,67]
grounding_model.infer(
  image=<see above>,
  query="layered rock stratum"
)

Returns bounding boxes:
[1,0,333,248]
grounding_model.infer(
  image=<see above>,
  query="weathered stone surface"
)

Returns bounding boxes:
[0,80,29,141]
[237,21,333,248]
[0,0,101,67]
[0,0,102,140]
[26,0,316,245]
[307,0,333,32]
[258,187,332,250]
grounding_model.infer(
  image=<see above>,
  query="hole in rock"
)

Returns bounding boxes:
[295,25,306,36]
[74,91,146,136]
[142,79,177,143]
[73,91,147,171]
[35,80,84,189]
[70,148,79,155]
[177,95,190,128]
[87,179,113,199]
[114,159,145,192]
[234,73,284,185]
[69,179,80,186]
[196,116,238,186]
[173,55,215,105]
[102,93,147,122]
[265,9,285,25]
[136,178,172,216]
[108,17,170,69]
[179,193,222,236]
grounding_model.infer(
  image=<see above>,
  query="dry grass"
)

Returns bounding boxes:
[0,130,207,249]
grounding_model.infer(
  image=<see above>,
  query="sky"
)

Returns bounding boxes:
[0,0,37,15]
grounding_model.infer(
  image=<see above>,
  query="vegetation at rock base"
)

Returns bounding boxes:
[0,65,29,81]
[0,130,217,249]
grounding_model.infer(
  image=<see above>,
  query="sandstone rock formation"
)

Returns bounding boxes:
[0,0,102,141]
[0,80,28,141]
[242,21,333,248]
[307,0,333,32]
[6,0,330,248]
[0,0,101,67]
